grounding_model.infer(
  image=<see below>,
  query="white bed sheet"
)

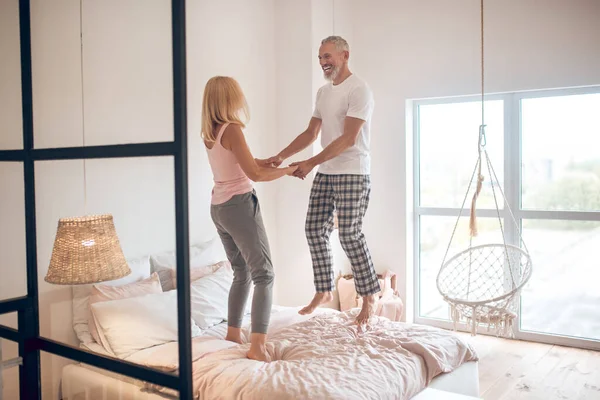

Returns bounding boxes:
[66,306,292,395]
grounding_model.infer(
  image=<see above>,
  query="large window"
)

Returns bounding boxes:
[414,88,600,348]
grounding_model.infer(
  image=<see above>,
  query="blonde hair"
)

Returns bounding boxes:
[201,76,250,142]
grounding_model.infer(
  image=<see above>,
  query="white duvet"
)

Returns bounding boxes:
[128,309,478,400]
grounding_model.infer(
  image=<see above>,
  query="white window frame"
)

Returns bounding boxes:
[412,86,600,350]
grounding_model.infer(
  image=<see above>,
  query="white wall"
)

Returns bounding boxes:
[271,1,315,306]
[272,0,600,317]
[1,0,276,398]
[186,0,278,260]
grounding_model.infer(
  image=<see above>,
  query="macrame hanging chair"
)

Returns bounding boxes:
[435,0,533,338]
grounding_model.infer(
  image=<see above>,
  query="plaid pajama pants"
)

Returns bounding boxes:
[305,173,380,297]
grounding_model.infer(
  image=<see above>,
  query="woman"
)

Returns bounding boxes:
[202,76,296,362]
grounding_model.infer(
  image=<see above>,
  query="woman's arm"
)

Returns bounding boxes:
[222,124,296,182]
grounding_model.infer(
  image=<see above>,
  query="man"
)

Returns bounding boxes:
[266,36,379,325]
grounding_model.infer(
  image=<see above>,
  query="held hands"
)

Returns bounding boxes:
[255,158,277,168]
[257,155,313,179]
[261,155,284,168]
[289,159,315,180]
[285,165,299,176]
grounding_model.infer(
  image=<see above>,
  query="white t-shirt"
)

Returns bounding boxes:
[312,74,374,175]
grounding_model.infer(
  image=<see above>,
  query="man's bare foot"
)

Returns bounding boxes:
[247,333,270,362]
[356,294,377,325]
[298,291,333,315]
[225,326,243,344]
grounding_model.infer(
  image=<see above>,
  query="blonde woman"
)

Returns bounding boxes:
[202,76,295,362]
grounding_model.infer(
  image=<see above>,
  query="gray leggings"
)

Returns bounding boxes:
[210,190,274,334]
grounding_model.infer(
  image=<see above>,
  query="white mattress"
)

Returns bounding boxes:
[429,361,479,397]
[77,341,148,390]
[62,359,479,400]
[65,307,479,399]
[61,364,170,400]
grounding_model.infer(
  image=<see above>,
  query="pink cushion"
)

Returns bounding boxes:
[340,275,404,321]
[376,298,404,322]
[88,272,162,345]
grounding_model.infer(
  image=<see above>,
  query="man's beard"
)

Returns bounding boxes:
[324,64,340,81]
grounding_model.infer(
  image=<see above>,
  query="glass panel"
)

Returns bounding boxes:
[35,160,85,344]
[31,0,173,149]
[30,1,84,149]
[521,92,600,212]
[80,0,173,147]
[42,352,177,399]
[0,0,23,150]
[419,215,505,319]
[419,100,504,209]
[520,219,600,341]
[0,163,27,301]
[1,330,20,400]
[35,157,178,371]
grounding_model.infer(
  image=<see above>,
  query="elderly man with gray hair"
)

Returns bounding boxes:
[265,35,379,325]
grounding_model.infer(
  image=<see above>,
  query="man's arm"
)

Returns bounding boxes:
[291,117,364,178]
[266,87,324,166]
[264,117,322,166]
[279,117,322,160]
[223,124,297,182]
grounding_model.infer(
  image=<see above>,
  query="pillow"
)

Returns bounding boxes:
[150,237,228,291]
[90,290,202,359]
[165,260,230,291]
[194,236,228,264]
[88,272,163,345]
[72,256,151,344]
[190,266,233,329]
[188,262,252,327]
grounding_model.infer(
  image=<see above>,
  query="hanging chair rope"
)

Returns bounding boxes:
[469,0,486,239]
[435,0,533,337]
[480,0,484,130]
[484,148,531,256]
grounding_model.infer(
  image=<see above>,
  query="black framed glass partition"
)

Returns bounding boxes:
[0,1,194,398]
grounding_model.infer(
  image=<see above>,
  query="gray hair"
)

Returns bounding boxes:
[321,35,349,53]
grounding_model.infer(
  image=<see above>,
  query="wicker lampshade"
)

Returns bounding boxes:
[44,214,131,285]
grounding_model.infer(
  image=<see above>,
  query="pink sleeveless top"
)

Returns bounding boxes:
[205,123,253,205]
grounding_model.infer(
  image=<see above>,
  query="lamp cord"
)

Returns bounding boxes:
[332,0,335,34]
[79,0,87,211]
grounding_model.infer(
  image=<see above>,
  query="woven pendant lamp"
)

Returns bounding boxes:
[44,214,131,285]
[43,8,131,286]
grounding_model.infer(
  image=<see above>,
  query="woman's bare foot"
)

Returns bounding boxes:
[356,294,377,325]
[246,333,270,362]
[225,326,243,344]
[247,346,270,362]
[298,291,333,315]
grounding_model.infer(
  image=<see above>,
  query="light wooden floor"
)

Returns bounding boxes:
[455,332,600,399]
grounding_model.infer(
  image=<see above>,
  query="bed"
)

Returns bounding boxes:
[60,238,479,400]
